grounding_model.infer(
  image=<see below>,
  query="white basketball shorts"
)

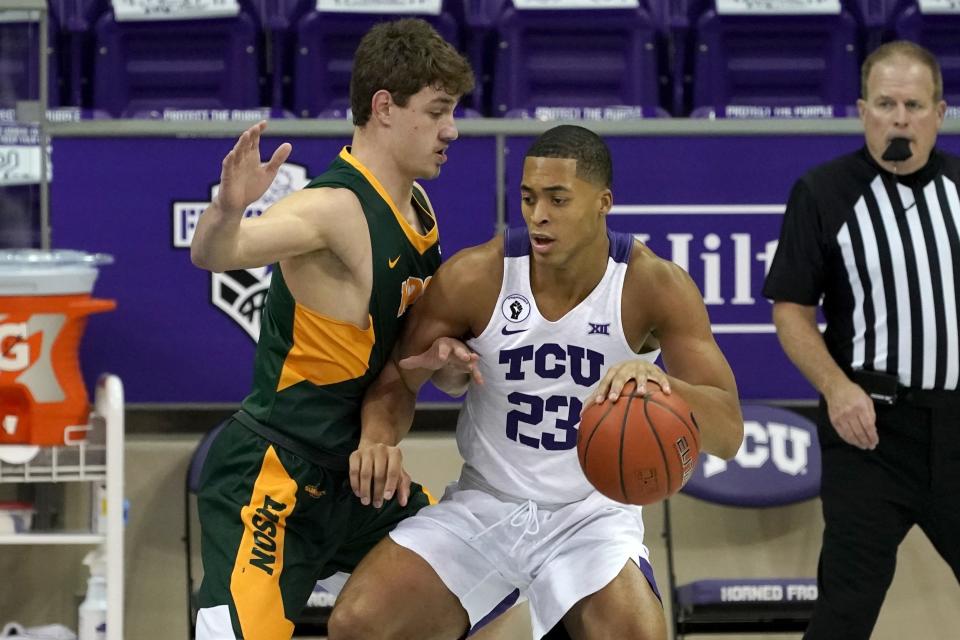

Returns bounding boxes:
[389,482,658,639]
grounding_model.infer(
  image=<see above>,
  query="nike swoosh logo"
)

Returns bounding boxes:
[388,255,401,269]
[501,326,528,335]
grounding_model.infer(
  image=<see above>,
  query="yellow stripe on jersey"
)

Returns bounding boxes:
[230,445,298,639]
[338,147,438,255]
[277,304,375,391]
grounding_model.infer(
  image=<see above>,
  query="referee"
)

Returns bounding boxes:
[764,41,960,639]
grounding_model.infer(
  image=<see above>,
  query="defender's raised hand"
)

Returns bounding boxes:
[215,120,292,215]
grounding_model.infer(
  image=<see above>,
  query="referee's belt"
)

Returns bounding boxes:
[896,386,960,409]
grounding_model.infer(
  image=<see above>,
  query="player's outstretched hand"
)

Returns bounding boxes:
[215,120,292,215]
[587,359,671,412]
[349,439,411,509]
[398,337,483,385]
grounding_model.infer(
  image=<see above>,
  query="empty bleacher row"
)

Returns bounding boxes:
[0,0,957,120]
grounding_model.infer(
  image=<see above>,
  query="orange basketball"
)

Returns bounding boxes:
[577,380,701,505]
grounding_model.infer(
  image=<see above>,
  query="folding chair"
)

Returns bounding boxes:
[664,404,821,637]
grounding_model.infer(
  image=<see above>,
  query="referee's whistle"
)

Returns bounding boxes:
[882,137,912,162]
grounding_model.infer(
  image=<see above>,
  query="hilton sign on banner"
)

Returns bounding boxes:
[605,202,803,398]
[610,203,781,328]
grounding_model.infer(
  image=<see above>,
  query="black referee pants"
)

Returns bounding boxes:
[804,393,960,640]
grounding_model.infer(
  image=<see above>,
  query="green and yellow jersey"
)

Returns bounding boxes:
[240,147,441,455]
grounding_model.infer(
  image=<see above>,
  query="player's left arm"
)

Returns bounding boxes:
[594,256,743,459]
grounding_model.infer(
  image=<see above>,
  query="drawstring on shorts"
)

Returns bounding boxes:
[470,499,541,554]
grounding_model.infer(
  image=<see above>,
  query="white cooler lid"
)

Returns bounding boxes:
[0,250,114,296]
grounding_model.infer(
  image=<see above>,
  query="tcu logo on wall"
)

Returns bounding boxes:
[703,415,813,478]
[684,405,821,507]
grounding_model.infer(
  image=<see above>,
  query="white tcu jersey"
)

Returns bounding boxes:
[457,229,660,505]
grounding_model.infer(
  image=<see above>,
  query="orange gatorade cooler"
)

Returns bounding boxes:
[0,250,115,446]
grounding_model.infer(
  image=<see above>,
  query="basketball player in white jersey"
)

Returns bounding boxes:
[327,125,744,640]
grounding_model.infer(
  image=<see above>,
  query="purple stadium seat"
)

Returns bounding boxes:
[690,7,860,117]
[649,0,712,115]
[292,4,462,118]
[248,0,312,115]
[0,14,60,109]
[664,405,820,636]
[490,2,661,117]
[459,0,497,114]
[893,2,960,110]
[48,0,110,107]
[638,0,688,115]
[90,5,262,117]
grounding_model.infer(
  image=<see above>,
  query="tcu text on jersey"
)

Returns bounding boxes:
[498,343,604,451]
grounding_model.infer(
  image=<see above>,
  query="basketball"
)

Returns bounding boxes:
[577,380,701,505]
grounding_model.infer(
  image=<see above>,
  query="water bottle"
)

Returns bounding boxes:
[78,548,107,640]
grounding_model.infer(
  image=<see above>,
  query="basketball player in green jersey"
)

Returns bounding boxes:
[189,19,474,639]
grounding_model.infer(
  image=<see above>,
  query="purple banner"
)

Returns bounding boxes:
[506,134,960,400]
[51,136,497,403]
[51,133,960,404]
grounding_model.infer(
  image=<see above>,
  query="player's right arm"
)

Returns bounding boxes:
[190,120,354,271]
[392,237,501,392]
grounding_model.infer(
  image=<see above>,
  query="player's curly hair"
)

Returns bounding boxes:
[350,18,475,127]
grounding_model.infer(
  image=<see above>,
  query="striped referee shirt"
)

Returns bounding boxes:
[763,146,960,391]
